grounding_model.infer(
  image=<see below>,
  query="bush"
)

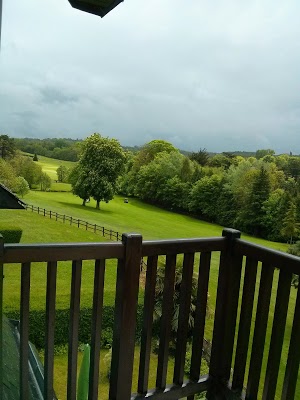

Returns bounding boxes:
[5,305,144,349]
[0,227,23,243]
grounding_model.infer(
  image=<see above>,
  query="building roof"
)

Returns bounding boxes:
[0,183,26,209]
[68,0,124,17]
[2,317,57,399]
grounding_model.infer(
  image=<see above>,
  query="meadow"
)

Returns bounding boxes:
[1,155,298,399]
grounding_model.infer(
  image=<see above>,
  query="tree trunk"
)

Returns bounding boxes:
[96,200,100,209]
[82,199,86,206]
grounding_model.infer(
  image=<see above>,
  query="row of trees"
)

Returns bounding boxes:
[117,140,300,243]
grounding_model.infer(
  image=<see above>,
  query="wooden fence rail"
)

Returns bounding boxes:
[25,203,122,241]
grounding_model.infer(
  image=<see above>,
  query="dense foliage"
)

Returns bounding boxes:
[69,133,126,208]
[15,137,81,161]
[119,140,300,242]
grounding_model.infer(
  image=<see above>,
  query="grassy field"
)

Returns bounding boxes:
[1,155,298,398]
[35,155,75,181]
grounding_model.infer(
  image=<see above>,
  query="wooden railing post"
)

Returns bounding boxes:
[109,233,142,400]
[208,228,242,398]
[0,234,3,395]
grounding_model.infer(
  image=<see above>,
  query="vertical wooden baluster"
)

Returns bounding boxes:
[138,255,158,394]
[232,257,258,392]
[156,254,177,390]
[189,251,211,391]
[20,262,31,400]
[44,261,57,400]
[110,234,142,400]
[282,278,300,399]
[262,269,292,400]
[89,259,106,400]
[173,253,195,386]
[246,263,274,399]
[67,260,82,400]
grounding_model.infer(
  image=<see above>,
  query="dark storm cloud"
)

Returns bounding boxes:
[1,0,300,153]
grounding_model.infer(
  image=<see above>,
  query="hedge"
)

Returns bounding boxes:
[0,227,23,243]
[5,305,146,349]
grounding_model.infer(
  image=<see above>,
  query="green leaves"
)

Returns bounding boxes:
[71,133,125,208]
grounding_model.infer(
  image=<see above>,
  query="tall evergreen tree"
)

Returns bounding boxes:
[281,202,300,244]
[238,166,271,236]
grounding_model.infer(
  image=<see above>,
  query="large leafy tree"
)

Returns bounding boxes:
[133,139,178,170]
[10,155,43,189]
[73,133,125,209]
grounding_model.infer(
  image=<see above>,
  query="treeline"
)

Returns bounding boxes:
[14,138,144,162]
[15,137,81,162]
[118,141,300,243]
[0,135,51,196]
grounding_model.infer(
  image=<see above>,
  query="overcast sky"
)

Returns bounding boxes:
[1,0,300,153]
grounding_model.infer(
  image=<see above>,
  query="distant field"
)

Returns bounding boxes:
[36,155,75,180]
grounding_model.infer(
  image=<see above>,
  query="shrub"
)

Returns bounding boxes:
[0,227,23,243]
[5,305,144,349]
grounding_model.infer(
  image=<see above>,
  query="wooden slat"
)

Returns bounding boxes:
[89,259,106,400]
[189,252,211,382]
[44,261,57,400]
[156,254,177,390]
[232,257,258,391]
[20,262,31,400]
[282,279,300,399]
[173,253,195,385]
[138,255,158,394]
[109,234,142,400]
[262,269,292,399]
[246,263,274,399]
[67,260,82,400]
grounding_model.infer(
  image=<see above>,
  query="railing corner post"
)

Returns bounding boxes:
[110,233,143,400]
[209,228,243,394]
[0,234,3,395]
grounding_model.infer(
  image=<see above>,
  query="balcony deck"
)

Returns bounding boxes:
[0,229,299,399]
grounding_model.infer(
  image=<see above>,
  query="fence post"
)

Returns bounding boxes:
[208,228,242,398]
[44,208,46,217]
[94,224,96,234]
[38,207,40,214]
[77,220,80,228]
[50,210,52,219]
[63,215,65,223]
[110,230,112,240]
[110,233,142,400]
[102,227,104,237]
[70,216,72,226]
[0,234,4,394]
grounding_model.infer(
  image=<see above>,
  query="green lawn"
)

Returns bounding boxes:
[35,155,75,181]
[1,167,298,398]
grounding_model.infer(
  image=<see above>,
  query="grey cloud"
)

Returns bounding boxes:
[1,0,300,153]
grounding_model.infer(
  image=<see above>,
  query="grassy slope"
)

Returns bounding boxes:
[2,155,298,398]
[0,209,118,311]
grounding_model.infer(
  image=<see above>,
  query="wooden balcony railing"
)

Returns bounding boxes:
[0,229,300,399]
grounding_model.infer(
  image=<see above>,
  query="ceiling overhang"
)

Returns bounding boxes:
[68,0,124,17]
